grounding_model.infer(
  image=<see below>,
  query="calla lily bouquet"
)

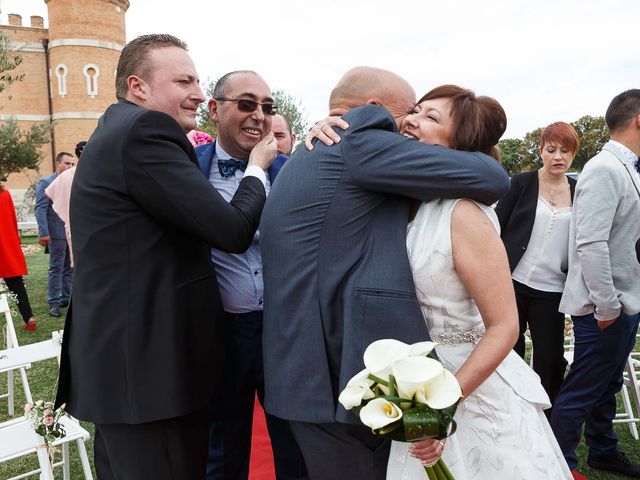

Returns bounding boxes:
[339,339,461,480]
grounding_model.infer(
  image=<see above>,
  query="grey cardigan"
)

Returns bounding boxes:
[560,141,640,319]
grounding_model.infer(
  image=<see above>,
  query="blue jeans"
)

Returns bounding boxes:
[48,238,72,306]
[550,311,640,470]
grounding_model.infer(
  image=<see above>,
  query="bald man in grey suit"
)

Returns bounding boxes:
[260,67,510,479]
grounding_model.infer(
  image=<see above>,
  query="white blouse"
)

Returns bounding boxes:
[512,197,572,292]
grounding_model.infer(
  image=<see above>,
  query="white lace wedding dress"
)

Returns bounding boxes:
[386,199,572,480]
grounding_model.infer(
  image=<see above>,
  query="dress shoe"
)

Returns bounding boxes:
[23,319,37,332]
[588,451,640,478]
[571,470,588,480]
[48,304,61,317]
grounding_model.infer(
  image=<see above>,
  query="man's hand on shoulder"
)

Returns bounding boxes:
[248,132,277,171]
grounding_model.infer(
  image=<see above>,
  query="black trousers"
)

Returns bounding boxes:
[206,311,307,480]
[2,276,33,322]
[289,421,389,480]
[513,280,568,412]
[94,407,208,480]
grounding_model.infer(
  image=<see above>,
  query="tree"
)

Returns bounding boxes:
[196,77,217,138]
[570,115,609,171]
[271,89,310,142]
[497,138,523,175]
[517,127,544,172]
[0,32,24,96]
[0,29,51,179]
[195,78,310,142]
[0,119,51,179]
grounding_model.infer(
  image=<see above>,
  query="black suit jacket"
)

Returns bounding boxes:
[495,169,576,272]
[55,100,266,424]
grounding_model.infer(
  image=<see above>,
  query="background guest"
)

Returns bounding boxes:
[35,151,75,317]
[551,89,640,479]
[271,114,296,156]
[0,178,37,331]
[495,122,578,414]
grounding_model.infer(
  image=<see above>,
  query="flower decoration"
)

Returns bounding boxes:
[339,339,461,479]
[25,400,66,461]
[187,130,214,146]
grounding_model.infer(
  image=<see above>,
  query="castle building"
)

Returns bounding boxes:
[0,0,129,190]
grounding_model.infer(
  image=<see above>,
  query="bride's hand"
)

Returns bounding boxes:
[409,438,445,467]
[304,116,349,150]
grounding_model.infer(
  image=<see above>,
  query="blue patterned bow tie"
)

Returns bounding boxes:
[217,158,247,178]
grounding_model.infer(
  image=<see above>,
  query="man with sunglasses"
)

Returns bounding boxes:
[195,70,307,480]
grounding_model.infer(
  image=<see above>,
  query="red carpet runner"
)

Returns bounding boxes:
[249,396,276,480]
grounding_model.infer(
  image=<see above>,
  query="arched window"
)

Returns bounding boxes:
[82,64,101,97]
[55,64,68,97]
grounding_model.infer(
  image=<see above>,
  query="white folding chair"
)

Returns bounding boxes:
[0,293,32,416]
[0,339,93,480]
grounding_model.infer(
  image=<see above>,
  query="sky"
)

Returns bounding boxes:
[2,0,639,139]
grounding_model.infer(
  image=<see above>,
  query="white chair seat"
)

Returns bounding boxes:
[0,416,89,462]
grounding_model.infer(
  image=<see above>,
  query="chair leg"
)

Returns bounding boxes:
[76,438,94,480]
[620,385,639,440]
[36,444,55,480]
[62,441,71,480]
[7,369,14,416]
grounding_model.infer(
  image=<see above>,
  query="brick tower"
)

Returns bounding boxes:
[0,0,129,190]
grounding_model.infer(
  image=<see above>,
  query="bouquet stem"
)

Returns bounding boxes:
[424,458,455,479]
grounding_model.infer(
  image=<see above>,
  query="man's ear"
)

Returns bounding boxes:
[127,75,147,102]
[208,98,220,123]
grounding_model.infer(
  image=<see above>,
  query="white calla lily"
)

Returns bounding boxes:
[338,369,375,410]
[415,369,462,409]
[363,339,410,380]
[359,398,403,430]
[392,356,444,400]
[409,341,437,357]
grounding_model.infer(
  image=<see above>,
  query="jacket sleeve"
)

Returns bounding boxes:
[573,161,623,320]
[343,106,510,205]
[34,178,50,237]
[122,110,266,253]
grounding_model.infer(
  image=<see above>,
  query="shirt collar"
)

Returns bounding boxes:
[214,141,248,162]
[608,140,638,165]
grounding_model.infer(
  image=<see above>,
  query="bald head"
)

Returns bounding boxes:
[329,67,416,127]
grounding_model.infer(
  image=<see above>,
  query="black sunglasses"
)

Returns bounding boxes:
[215,97,278,116]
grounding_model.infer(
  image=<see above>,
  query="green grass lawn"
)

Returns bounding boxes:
[1,234,638,479]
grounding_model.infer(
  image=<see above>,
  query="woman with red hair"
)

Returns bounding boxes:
[495,122,579,413]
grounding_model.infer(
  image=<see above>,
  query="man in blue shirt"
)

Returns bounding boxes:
[35,151,75,317]
[195,70,307,480]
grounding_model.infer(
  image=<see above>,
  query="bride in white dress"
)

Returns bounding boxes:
[386,85,573,479]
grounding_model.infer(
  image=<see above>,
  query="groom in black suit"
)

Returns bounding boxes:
[55,34,274,479]
[261,67,511,479]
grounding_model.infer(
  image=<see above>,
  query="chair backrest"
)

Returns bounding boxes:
[1,294,19,349]
[0,340,61,404]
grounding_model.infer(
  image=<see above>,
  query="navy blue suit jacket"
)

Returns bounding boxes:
[195,140,287,183]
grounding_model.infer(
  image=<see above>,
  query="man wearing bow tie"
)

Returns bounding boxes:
[195,70,307,480]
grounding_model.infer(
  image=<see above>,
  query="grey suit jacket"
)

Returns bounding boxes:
[260,105,510,424]
[560,141,640,320]
[35,173,66,239]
